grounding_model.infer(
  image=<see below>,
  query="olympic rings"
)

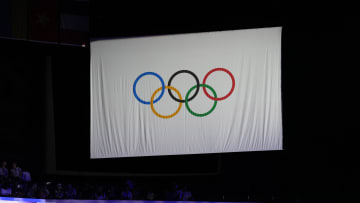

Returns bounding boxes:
[133,68,235,118]
[185,84,217,117]
[150,86,182,119]
[133,72,165,104]
[168,70,200,103]
[202,68,235,101]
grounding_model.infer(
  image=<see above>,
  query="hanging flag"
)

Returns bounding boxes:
[91,27,283,158]
[60,0,89,45]
[28,0,58,43]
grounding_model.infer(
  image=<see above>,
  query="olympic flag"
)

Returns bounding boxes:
[91,27,283,158]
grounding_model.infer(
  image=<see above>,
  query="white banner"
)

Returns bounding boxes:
[91,27,283,158]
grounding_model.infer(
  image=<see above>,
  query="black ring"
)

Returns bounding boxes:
[167,70,200,103]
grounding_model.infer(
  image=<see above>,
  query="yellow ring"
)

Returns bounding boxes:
[150,86,182,119]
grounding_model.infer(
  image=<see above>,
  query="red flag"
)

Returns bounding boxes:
[28,0,58,43]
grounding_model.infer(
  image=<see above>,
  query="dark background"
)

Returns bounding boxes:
[0,0,353,201]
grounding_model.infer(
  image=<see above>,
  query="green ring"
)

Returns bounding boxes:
[185,84,217,117]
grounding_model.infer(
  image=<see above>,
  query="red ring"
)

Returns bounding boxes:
[202,68,235,101]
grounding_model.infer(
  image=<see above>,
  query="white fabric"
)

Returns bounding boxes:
[91,27,283,158]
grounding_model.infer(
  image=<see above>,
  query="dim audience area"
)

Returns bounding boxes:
[0,160,271,202]
[1,161,198,201]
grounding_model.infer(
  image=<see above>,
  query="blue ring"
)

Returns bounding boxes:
[133,72,165,104]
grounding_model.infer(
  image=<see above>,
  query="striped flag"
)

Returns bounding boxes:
[60,0,89,45]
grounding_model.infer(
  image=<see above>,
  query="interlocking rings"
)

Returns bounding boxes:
[151,86,182,119]
[203,68,235,101]
[133,68,235,118]
[133,72,165,104]
[185,84,217,117]
[168,70,200,103]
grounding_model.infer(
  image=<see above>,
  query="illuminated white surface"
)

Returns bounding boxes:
[91,27,283,158]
